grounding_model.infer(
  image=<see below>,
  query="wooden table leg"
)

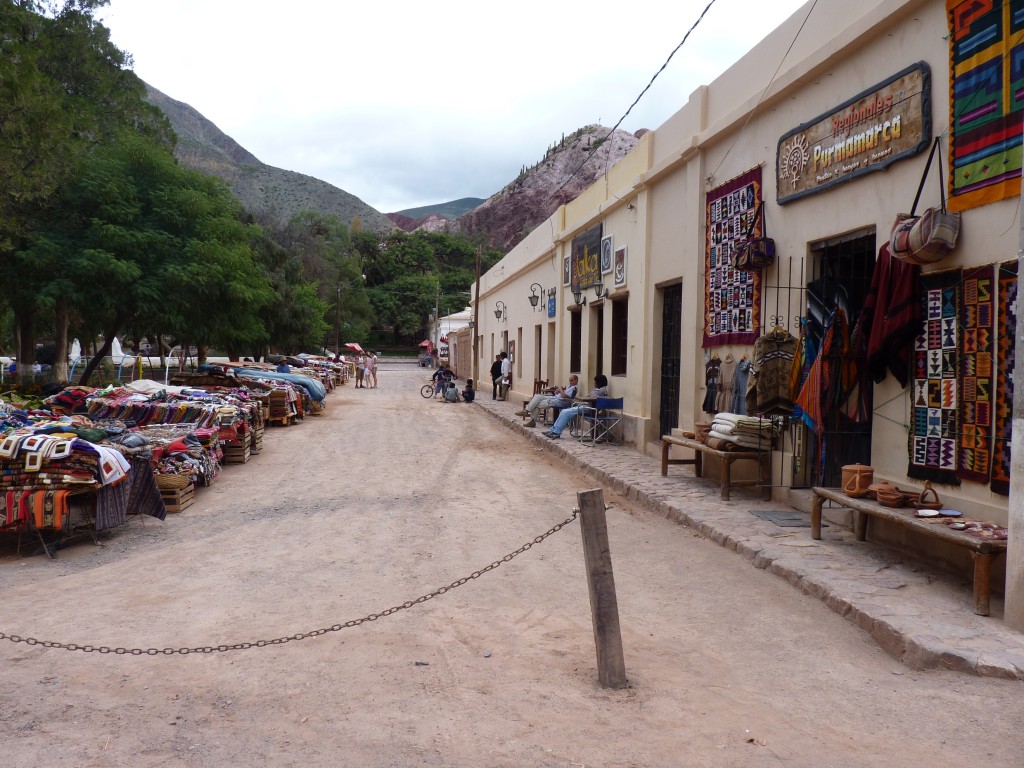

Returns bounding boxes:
[972,552,993,616]
[661,440,669,476]
[854,511,868,541]
[811,493,823,540]
[721,457,732,501]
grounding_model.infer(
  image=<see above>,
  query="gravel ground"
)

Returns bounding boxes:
[0,363,1022,767]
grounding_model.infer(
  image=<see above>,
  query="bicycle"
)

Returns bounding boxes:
[420,381,436,398]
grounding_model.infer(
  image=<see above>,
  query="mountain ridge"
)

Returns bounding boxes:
[145,84,394,232]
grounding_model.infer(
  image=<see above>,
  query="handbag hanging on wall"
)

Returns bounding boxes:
[890,137,961,265]
[735,201,776,272]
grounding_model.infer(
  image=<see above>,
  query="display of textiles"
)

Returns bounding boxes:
[957,265,995,483]
[946,0,1024,212]
[991,260,1018,495]
[703,167,763,347]
[909,269,961,485]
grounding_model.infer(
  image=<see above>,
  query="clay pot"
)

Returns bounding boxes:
[842,464,874,498]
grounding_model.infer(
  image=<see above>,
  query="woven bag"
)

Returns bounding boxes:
[890,137,961,265]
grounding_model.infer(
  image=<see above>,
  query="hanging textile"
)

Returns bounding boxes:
[946,0,1024,212]
[748,327,798,416]
[702,356,722,414]
[716,354,737,413]
[909,269,961,485]
[703,167,763,346]
[860,243,920,387]
[991,260,1018,495]
[957,265,996,483]
[731,358,751,415]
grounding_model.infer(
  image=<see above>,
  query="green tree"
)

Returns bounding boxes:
[16,130,273,384]
[0,0,170,383]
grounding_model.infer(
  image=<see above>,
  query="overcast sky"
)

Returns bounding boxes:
[100,0,811,213]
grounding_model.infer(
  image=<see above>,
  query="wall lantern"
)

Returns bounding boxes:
[571,289,587,308]
[494,300,507,321]
[593,274,608,300]
[528,283,544,309]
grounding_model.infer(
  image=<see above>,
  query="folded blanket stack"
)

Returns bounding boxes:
[709,413,778,450]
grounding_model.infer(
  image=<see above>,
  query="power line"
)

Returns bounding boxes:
[546,0,720,206]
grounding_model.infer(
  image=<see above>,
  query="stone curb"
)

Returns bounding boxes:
[474,400,1024,680]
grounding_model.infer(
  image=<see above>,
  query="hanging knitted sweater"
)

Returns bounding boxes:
[748,329,798,415]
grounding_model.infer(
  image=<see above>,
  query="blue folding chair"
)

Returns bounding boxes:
[578,397,624,445]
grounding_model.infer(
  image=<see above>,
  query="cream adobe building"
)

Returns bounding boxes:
[469,0,1023,624]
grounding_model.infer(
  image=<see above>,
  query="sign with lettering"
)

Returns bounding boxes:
[570,223,603,291]
[776,62,931,204]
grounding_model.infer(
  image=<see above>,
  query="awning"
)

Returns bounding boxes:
[345,342,365,354]
[418,340,434,349]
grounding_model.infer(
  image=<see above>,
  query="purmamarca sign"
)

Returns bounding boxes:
[776,62,931,204]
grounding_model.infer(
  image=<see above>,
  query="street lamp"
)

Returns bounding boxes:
[528,283,544,310]
[494,300,507,321]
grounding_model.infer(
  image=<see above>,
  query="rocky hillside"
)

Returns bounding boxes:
[455,126,642,252]
[146,85,393,233]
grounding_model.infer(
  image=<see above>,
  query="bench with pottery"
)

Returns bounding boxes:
[660,434,771,501]
[812,465,1008,616]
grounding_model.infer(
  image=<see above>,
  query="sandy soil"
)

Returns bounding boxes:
[1,363,1022,768]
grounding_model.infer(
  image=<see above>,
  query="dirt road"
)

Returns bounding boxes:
[1,363,1022,767]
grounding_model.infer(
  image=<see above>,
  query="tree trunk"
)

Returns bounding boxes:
[77,313,126,386]
[197,343,208,365]
[52,298,69,383]
[15,308,34,389]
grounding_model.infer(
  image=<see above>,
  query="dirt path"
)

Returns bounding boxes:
[1,363,1022,767]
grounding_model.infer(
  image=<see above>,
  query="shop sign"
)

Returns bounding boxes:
[570,223,603,290]
[776,62,931,204]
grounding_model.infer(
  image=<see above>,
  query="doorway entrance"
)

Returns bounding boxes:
[659,283,682,438]
[798,229,876,487]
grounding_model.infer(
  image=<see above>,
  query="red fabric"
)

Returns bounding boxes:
[861,243,920,387]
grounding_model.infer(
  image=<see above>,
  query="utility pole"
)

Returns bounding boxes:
[472,246,481,383]
[334,284,341,357]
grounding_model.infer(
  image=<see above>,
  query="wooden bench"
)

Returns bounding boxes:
[661,435,771,501]
[811,487,1008,616]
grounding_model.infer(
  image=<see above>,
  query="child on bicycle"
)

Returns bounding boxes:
[431,363,454,397]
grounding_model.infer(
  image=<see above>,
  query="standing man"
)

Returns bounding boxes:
[490,354,503,400]
[499,352,511,401]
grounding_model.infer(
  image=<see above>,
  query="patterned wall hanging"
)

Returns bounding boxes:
[957,265,995,482]
[946,0,1024,212]
[991,260,1017,495]
[909,269,961,485]
[703,167,763,347]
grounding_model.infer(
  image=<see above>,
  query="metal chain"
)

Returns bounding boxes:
[0,509,579,656]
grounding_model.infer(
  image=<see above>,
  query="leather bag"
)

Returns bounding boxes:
[890,137,961,266]
[735,201,775,272]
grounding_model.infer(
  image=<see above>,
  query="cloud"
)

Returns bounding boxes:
[102,0,811,212]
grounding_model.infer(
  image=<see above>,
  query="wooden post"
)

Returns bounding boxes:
[577,488,628,689]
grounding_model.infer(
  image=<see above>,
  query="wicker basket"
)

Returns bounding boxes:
[156,472,191,490]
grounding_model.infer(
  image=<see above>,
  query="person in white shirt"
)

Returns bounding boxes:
[498,352,511,400]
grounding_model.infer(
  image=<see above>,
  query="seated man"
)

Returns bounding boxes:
[515,375,578,428]
[543,375,610,439]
